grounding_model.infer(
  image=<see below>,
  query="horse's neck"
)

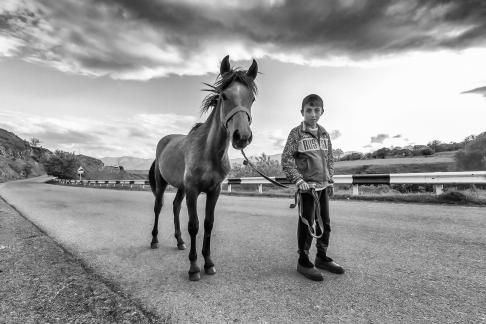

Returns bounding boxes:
[202,103,229,161]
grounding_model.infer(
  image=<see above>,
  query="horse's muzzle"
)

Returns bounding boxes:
[231,129,252,149]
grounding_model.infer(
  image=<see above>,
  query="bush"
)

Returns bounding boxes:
[229,153,284,178]
[340,152,364,161]
[455,131,486,171]
[42,150,78,179]
[373,147,390,159]
[412,147,434,156]
[391,184,434,193]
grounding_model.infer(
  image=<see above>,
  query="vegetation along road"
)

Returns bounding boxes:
[1,177,485,323]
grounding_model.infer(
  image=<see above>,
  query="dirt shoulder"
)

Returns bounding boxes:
[0,196,161,323]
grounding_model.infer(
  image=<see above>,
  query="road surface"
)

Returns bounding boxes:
[1,177,485,323]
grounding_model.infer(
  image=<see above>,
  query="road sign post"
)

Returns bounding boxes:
[77,166,84,181]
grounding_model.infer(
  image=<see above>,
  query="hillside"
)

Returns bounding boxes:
[0,128,145,182]
[0,128,51,182]
[101,156,153,170]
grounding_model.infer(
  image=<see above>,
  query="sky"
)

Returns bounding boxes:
[0,0,485,160]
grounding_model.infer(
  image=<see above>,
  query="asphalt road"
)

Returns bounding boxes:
[1,177,485,323]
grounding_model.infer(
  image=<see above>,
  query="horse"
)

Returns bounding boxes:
[148,55,258,281]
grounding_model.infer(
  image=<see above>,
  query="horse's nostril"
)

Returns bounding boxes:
[248,133,253,143]
[232,130,241,143]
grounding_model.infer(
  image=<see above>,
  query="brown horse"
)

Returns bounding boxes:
[148,55,258,281]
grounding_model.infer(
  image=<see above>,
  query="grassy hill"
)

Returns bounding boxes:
[0,129,50,182]
[334,151,456,174]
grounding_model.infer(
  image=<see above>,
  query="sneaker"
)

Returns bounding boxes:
[315,255,345,274]
[297,264,323,281]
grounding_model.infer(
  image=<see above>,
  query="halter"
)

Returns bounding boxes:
[218,95,252,130]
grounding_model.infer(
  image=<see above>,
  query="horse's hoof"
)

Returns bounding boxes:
[177,243,186,250]
[189,271,201,281]
[204,266,216,275]
[150,242,159,249]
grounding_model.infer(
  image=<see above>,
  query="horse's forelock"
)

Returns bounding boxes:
[200,69,257,114]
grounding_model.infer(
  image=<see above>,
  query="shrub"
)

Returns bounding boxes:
[340,152,364,161]
[229,153,284,178]
[455,131,486,171]
[42,150,78,179]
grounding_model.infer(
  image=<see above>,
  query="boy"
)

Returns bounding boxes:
[281,94,344,281]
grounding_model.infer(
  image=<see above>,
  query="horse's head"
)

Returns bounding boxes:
[218,55,258,150]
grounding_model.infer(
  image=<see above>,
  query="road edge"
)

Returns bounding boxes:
[0,194,165,323]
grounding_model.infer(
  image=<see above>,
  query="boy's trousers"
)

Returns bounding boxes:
[297,187,331,257]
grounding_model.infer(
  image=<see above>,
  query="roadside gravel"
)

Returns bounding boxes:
[0,196,161,324]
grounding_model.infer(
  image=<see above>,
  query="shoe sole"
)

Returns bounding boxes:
[315,263,345,274]
[297,266,323,281]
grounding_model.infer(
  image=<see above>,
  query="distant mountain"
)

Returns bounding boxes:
[101,156,153,170]
[230,153,281,166]
[100,153,283,170]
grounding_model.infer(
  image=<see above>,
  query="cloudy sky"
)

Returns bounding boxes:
[1,0,485,159]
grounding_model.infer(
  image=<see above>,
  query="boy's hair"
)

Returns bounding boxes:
[301,94,324,110]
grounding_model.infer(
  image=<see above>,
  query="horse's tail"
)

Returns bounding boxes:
[149,160,157,196]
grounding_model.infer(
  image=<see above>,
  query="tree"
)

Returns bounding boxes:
[340,152,363,161]
[427,140,441,152]
[455,131,486,171]
[374,147,390,159]
[30,137,40,147]
[42,150,78,179]
[229,153,284,178]
[333,148,344,160]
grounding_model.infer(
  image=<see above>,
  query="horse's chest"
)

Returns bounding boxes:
[185,165,226,192]
[199,170,225,191]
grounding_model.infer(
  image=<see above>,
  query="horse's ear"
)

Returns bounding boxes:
[246,59,258,80]
[220,55,231,75]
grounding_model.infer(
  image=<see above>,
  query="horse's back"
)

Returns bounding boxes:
[156,134,186,188]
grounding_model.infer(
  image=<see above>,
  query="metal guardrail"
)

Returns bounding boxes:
[52,171,486,196]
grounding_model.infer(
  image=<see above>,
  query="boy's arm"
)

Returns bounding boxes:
[281,128,305,186]
[327,134,334,183]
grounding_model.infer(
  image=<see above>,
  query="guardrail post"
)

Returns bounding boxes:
[352,184,359,196]
[228,184,232,193]
[258,184,263,194]
[434,184,444,195]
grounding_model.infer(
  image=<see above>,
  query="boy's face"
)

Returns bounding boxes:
[301,103,323,127]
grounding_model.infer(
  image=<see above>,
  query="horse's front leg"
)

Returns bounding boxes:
[186,189,201,281]
[202,185,221,275]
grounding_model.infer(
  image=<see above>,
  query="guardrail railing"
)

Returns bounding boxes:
[52,171,486,196]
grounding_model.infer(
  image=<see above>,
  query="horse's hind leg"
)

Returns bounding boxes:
[151,168,168,249]
[173,188,186,250]
[202,185,221,275]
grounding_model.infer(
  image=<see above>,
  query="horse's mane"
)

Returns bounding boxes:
[200,68,258,114]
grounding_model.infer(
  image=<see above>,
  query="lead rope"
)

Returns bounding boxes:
[240,149,324,238]
[296,188,325,239]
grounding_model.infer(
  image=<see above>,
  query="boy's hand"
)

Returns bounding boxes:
[328,186,334,197]
[297,180,310,191]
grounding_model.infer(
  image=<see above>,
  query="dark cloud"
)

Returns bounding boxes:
[370,133,389,144]
[393,134,402,138]
[2,0,486,79]
[462,86,486,98]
